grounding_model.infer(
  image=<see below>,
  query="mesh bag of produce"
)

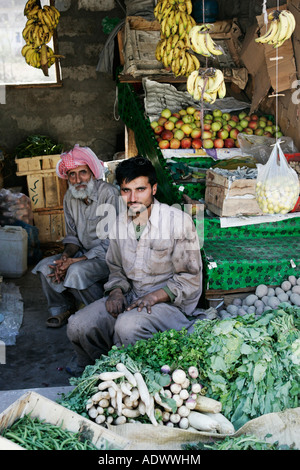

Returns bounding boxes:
[255,141,300,215]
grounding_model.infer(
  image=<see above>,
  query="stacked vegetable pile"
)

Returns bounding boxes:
[59,304,300,433]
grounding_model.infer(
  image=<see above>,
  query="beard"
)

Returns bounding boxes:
[68,177,95,200]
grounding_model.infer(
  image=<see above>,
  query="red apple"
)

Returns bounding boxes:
[178,109,187,116]
[230,115,239,122]
[154,125,164,134]
[214,138,224,148]
[244,128,254,135]
[172,112,181,119]
[182,114,193,124]
[175,119,184,129]
[263,131,273,137]
[193,110,202,120]
[202,138,214,149]
[194,120,201,128]
[230,128,240,139]
[202,130,213,139]
[164,120,175,131]
[217,129,229,140]
[173,129,185,140]
[186,106,196,115]
[170,138,181,149]
[161,129,174,140]
[158,116,167,126]
[192,138,203,149]
[191,128,202,139]
[254,128,264,136]
[245,116,251,122]
[181,137,192,148]
[203,123,212,131]
[248,120,258,130]
[250,114,259,121]
[224,138,235,148]
[159,139,170,149]
[228,120,237,128]
[223,124,232,132]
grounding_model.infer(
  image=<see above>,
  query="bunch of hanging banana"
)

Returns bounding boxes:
[154,0,200,77]
[22,0,60,73]
[186,67,226,103]
[255,9,296,48]
[188,24,223,57]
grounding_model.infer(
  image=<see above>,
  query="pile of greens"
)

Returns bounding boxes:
[14,135,63,158]
[59,305,300,429]
[182,434,295,450]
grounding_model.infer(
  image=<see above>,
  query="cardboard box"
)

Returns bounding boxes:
[205,169,263,217]
[0,391,131,450]
[15,155,67,210]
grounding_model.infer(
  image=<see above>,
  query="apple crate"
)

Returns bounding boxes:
[0,391,131,450]
[15,154,68,210]
[205,169,263,217]
[32,207,66,243]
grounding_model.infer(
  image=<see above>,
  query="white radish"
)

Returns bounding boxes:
[134,372,151,409]
[146,396,158,427]
[108,386,116,398]
[194,395,222,413]
[129,387,140,403]
[120,382,132,396]
[122,408,141,418]
[166,421,174,427]
[106,416,113,425]
[162,411,170,422]
[86,398,93,410]
[172,369,187,385]
[203,412,235,435]
[116,363,137,386]
[185,397,196,410]
[98,371,125,381]
[123,396,134,408]
[96,406,104,414]
[188,411,219,432]
[138,401,146,415]
[91,391,104,403]
[107,406,115,414]
[154,391,173,412]
[116,389,123,416]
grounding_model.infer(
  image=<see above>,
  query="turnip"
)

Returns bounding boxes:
[255,284,268,298]
[267,288,275,296]
[179,388,190,400]
[297,278,300,286]
[292,285,300,295]
[268,296,280,309]
[185,397,197,410]
[172,369,187,385]
[262,295,269,305]
[188,366,199,379]
[290,293,300,306]
[179,417,189,429]
[95,414,106,424]
[178,405,190,418]
[172,394,183,407]
[232,297,242,306]
[254,299,264,309]
[160,364,171,375]
[281,280,292,292]
[247,306,256,314]
[169,413,181,424]
[244,294,258,306]
[191,383,202,394]
[227,304,239,315]
[288,275,297,286]
[275,287,284,296]
[162,411,170,422]
[277,292,289,303]
[181,377,190,389]
[170,382,181,395]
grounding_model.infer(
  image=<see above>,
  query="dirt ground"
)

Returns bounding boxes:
[0,264,75,391]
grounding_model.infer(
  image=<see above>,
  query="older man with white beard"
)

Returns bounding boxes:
[32,144,120,328]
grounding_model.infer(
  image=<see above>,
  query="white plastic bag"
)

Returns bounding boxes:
[256,141,300,215]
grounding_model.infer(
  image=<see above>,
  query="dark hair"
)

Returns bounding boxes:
[115,156,157,187]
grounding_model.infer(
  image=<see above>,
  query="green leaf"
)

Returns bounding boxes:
[253,362,267,384]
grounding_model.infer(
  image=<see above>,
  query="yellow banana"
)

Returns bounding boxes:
[187,70,199,96]
[205,32,223,56]
[26,4,40,19]
[217,80,227,99]
[180,53,188,76]
[186,0,193,15]
[172,34,179,48]
[255,19,279,44]
[191,53,200,71]
[205,69,225,94]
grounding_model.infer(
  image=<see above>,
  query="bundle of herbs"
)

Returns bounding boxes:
[59,305,300,430]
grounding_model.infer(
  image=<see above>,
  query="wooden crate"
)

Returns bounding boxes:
[32,207,66,243]
[15,154,68,210]
[0,391,131,450]
[205,169,263,217]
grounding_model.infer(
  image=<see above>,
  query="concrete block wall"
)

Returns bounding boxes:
[0,1,126,189]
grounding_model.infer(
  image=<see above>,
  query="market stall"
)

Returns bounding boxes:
[1,0,300,453]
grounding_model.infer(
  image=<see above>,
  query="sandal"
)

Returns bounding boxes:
[46,310,74,328]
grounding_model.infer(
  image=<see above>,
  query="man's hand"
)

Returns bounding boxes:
[106,288,127,318]
[48,254,87,283]
[126,288,170,314]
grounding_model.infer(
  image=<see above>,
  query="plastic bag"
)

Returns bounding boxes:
[256,141,300,215]
[237,133,298,164]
